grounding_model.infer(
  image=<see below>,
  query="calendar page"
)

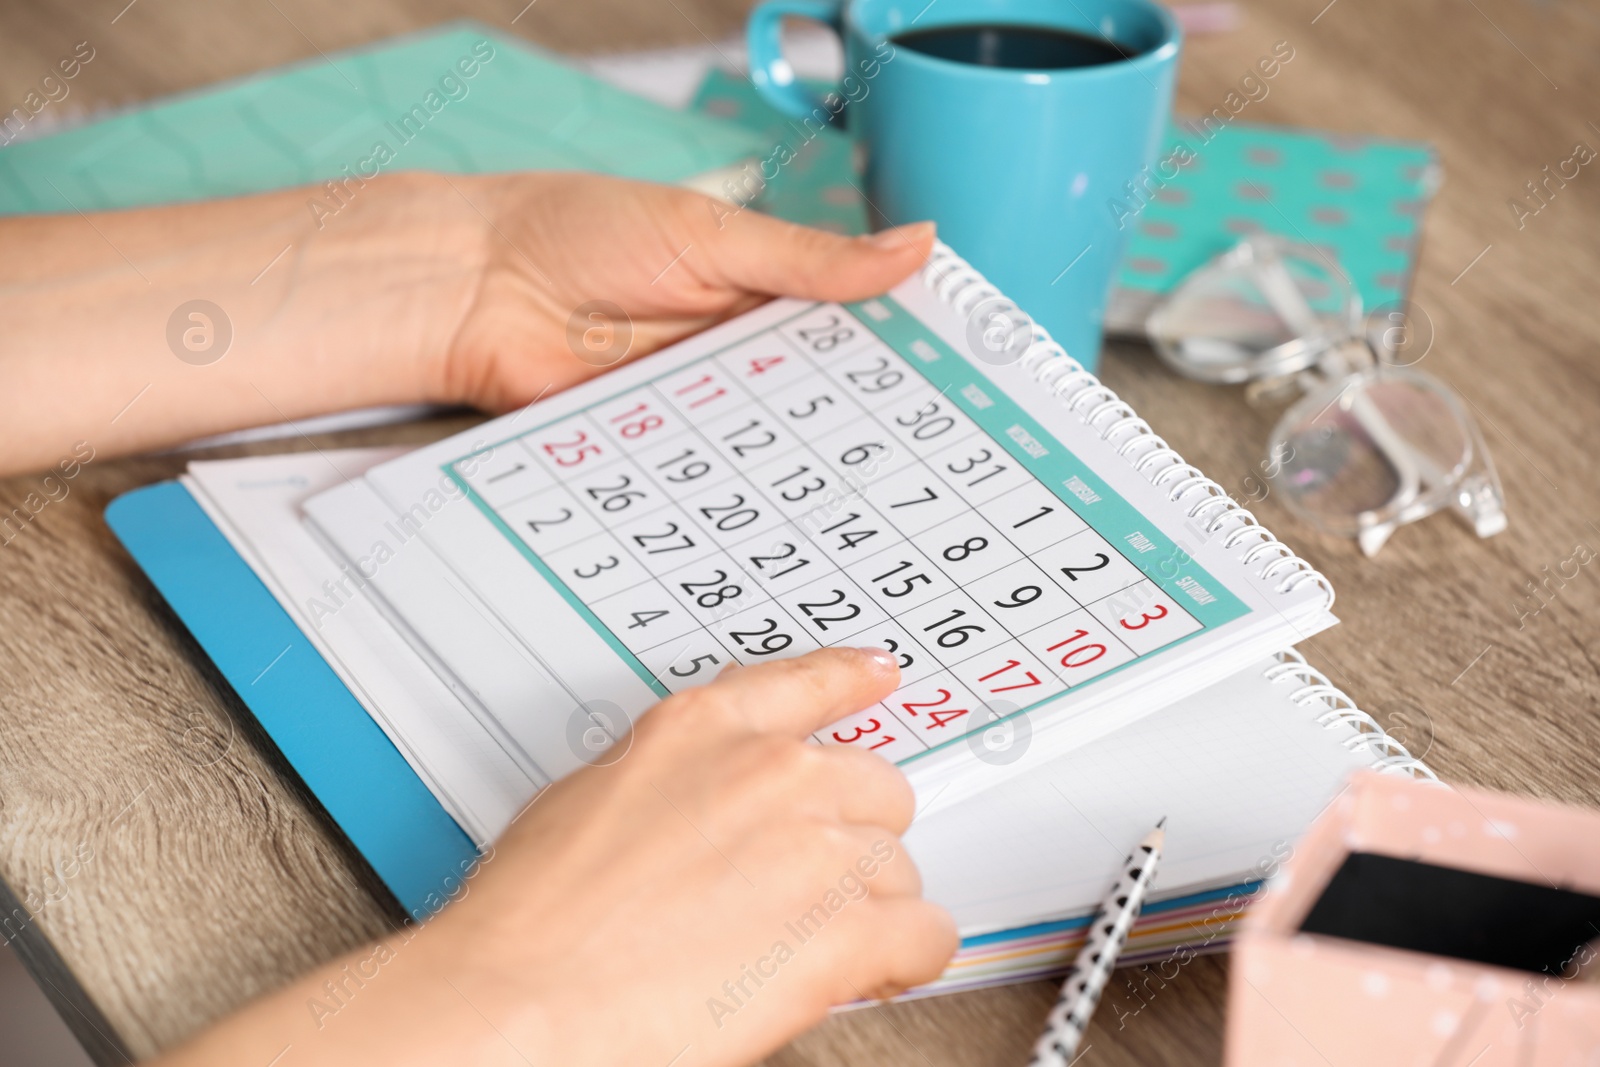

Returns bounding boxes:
[310,270,1335,799]
[441,299,1252,765]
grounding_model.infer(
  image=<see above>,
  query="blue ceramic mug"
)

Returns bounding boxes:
[747,0,1180,371]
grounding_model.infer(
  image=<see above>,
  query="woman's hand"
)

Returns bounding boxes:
[435,171,936,411]
[0,171,932,476]
[437,646,957,1065]
[154,648,958,1067]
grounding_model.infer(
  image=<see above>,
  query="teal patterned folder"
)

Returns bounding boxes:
[0,22,764,215]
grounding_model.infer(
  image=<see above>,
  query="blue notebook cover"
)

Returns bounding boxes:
[106,481,477,919]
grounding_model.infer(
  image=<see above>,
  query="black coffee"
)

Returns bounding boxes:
[890,22,1140,70]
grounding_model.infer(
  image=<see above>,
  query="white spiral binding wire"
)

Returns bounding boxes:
[1262,650,1439,780]
[922,243,1335,610]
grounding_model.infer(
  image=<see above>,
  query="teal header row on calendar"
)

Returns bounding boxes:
[845,294,1250,632]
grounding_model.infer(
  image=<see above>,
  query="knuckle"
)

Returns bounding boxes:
[784,651,839,699]
[708,736,810,812]
[779,739,826,780]
[695,685,744,725]
[883,844,923,897]
[797,823,858,876]
[641,688,728,739]
[859,748,913,796]
[831,746,915,818]
[783,216,843,257]
[813,821,857,857]
[643,691,699,731]
[674,188,724,235]
[749,736,819,789]
[916,901,961,955]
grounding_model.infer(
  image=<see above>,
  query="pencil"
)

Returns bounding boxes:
[1026,817,1167,1066]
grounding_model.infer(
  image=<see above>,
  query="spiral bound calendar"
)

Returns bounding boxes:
[288,244,1337,810]
[123,448,1418,987]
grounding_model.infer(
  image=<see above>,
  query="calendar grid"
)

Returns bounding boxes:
[728,333,1027,751]
[626,380,815,669]
[443,298,1236,765]
[628,337,909,706]
[679,327,1126,751]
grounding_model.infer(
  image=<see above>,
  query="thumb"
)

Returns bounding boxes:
[695,207,936,302]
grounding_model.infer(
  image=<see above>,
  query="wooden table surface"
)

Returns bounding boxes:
[2,0,1598,1063]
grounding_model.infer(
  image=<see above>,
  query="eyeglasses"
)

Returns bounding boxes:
[1145,234,1506,557]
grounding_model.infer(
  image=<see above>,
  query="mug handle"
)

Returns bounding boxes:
[747,0,845,121]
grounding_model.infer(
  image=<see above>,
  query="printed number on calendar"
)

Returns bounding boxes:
[992,584,1043,610]
[670,653,721,677]
[973,658,1043,694]
[788,394,836,419]
[673,372,729,410]
[838,440,891,468]
[871,559,932,599]
[748,542,812,580]
[895,398,960,443]
[1058,552,1109,582]
[1046,628,1107,669]
[697,493,763,532]
[679,570,743,609]
[796,314,855,353]
[946,446,1009,489]
[572,556,620,580]
[941,535,989,563]
[880,637,914,670]
[842,355,904,396]
[652,447,714,484]
[921,608,985,649]
[605,401,665,439]
[794,589,864,632]
[815,512,880,552]
[580,473,647,513]
[721,418,780,458]
[728,618,794,656]
[1121,605,1168,629]
[767,464,829,502]
[900,688,970,730]
[631,522,697,555]
[525,508,573,535]
[542,429,602,467]
[831,717,895,749]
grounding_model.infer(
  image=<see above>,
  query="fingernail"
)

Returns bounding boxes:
[866,220,935,250]
[857,646,900,675]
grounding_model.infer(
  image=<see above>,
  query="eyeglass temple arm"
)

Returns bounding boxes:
[1449,449,1509,540]
[1247,245,1324,338]
[1345,385,1508,555]
[1345,386,1423,557]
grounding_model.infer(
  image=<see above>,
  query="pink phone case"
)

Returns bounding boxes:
[1227,771,1600,1065]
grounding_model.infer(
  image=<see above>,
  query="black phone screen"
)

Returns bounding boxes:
[1298,851,1600,974]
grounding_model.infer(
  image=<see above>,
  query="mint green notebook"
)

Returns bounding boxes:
[0,21,764,215]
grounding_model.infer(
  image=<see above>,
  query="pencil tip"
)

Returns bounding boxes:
[1156,816,1167,828]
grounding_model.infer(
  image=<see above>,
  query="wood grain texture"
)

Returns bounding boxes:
[0,0,1597,1064]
